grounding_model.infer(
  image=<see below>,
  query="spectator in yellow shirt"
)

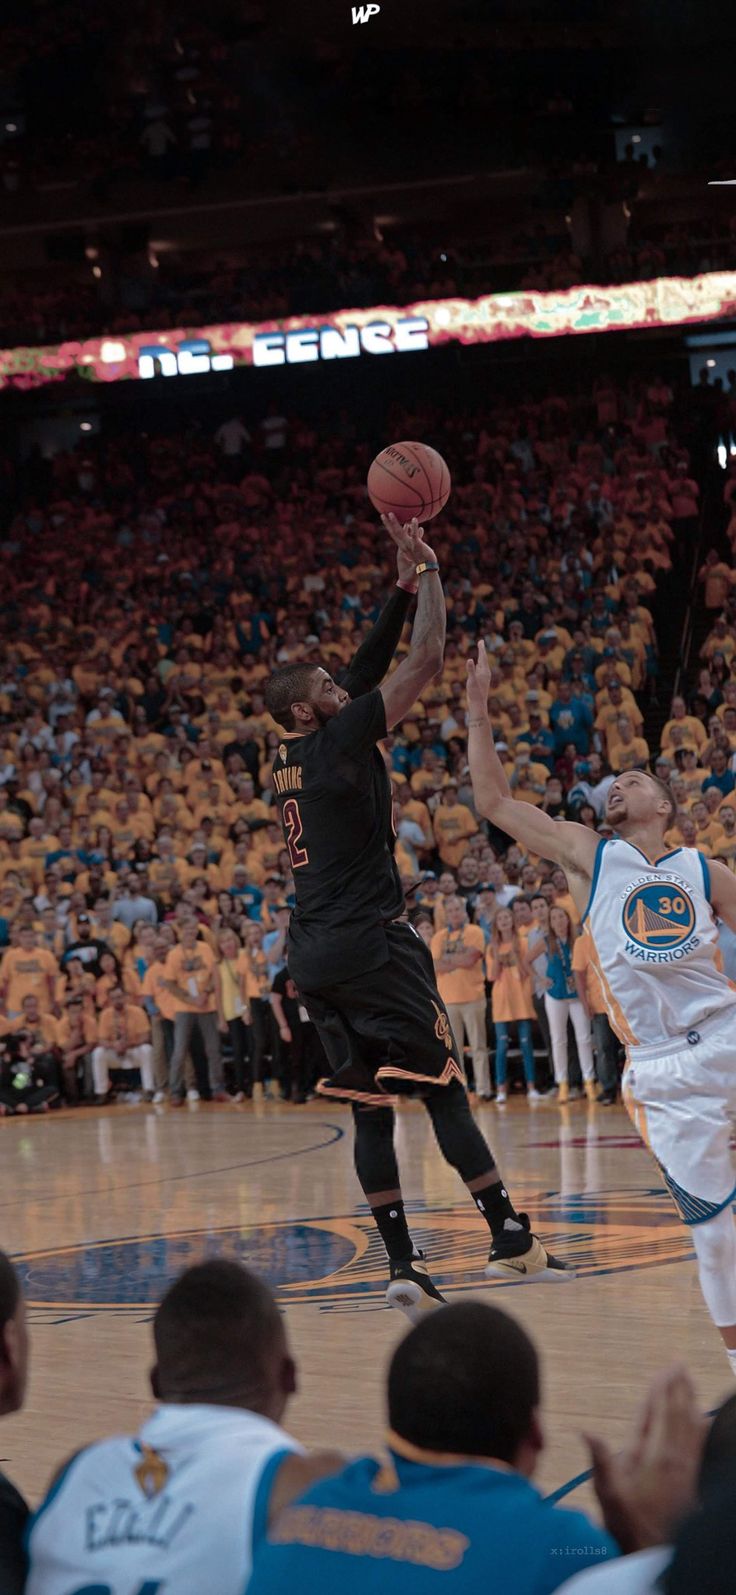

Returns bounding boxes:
[551,867,580,927]
[661,695,707,756]
[20,818,59,886]
[698,549,735,609]
[180,840,222,893]
[394,783,433,857]
[193,783,235,837]
[433,870,461,931]
[34,906,65,962]
[690,798,723,854]
[712,802,736,871]
[410,750,444,799]
[701,615,736,666]
[508,749,549,806]
[430,897,487,1095]
[221,839,266,890]
[432,782,478,869]
[485,908,537,1104]
[253,821,285,875]
[0,926,58,1018]
[678,746,711,798]
[90,896,131,961]
[665,810,699,852]
[91,983,154,1101]
[236,775,271,828]
[216,928,251,1101]
[3,993,58,1049]
[55,994,98,1103]
[594,683,643,754]
[164,920,228,1105]
[608,716,650,773]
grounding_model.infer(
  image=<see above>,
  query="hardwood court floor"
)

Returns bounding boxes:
[0,1095,731,1514]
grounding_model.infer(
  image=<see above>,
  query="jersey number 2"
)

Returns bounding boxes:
[283,798,309,869]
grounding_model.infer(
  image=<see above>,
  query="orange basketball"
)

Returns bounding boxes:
[367,440,451,523]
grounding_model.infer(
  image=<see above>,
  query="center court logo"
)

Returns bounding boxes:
[621,878,696,958]
[12,1191,694,1318]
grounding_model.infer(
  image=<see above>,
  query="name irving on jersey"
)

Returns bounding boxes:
[273,764,303,795]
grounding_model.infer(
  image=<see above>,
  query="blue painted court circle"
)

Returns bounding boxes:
[16,1222,356,1306]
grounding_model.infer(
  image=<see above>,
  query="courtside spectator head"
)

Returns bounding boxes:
[152,1259,295,1416]
[387,1301,541,1467]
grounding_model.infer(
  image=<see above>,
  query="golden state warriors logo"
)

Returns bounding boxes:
[622,880,696,959]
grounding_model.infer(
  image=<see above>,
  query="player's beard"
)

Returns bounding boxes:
[311,702,340,727]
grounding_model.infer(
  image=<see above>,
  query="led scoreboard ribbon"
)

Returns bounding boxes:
[2,268,736,390]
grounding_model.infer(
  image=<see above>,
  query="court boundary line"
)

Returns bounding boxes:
[0,1120,346,1212]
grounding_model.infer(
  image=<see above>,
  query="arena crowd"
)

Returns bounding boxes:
[1,214,734,351]
[0,368,728,1114]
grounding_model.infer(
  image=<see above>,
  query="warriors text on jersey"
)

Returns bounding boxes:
[584,838,736,1052]
[25,1403,300,1595]
[271,688,403,989]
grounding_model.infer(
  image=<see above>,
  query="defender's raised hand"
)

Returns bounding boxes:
[466,639,491,719]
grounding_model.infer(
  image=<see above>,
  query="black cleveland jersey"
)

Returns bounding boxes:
[271,688,404,989]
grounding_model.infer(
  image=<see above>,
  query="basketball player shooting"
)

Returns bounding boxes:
[467,638,736,1374]
[264,517,572,1320]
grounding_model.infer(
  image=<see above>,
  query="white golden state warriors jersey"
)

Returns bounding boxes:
[584,839,736,1052]
[26,1403,301,1595]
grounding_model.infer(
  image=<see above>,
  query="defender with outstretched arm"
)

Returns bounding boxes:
[467,638,736,1375]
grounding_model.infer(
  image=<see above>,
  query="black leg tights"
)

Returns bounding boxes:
[422,1078,498,1183]
[352,1081,498,1197]
[352,1104,400,1195]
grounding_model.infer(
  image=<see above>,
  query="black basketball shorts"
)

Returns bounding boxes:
[300,920,465,1105]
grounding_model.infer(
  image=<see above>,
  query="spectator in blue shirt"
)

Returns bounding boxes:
[586,589,616,635]
[407,734,448,772]
[549,681,592,756]
[249,1302,626,1595]
[703,749,736,799]
[341,582,362,614]
[564,649,597,694]
[229,867,263,919]
[517,587,544,638]
[263,905,290,981]
[518,705,556,771]
[390,741,413,778]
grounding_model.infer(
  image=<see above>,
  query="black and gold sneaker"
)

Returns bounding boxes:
[386,1251,446,1322]
[485,1214,575,1283]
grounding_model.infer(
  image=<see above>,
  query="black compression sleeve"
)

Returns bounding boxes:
[338,587,413,699]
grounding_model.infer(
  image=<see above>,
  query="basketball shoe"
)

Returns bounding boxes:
[485,1214,575,1283]
[386,1251,446,1322]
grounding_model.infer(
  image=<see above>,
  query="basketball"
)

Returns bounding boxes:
[367,440,451,523]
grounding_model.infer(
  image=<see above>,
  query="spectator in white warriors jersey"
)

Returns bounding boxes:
[25,1261,341,1595]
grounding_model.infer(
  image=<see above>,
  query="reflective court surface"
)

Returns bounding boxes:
[1,1098,731,1512]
